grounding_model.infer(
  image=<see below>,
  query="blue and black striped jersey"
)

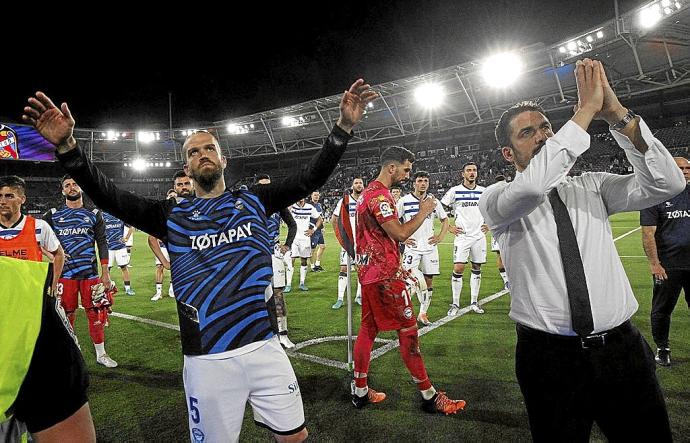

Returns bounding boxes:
[167,190,274,355]
[44,206,106,279]
[103,212,126,251]
[57,125,352,355]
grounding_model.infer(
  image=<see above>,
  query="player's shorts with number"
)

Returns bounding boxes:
[402,247,440,275]
[490,236,500,253]
[108,248,130,267]
[453,234,487,264]
[361,278,417,331]
[290,238,311,259]
[183,336,305,442]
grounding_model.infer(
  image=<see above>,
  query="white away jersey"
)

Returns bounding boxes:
[441,184,486,239]
[289,202,320,240]
[396,193,447,252]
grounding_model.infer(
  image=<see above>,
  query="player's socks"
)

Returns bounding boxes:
[337,272,347,301]
[421,288,432,314]
[124,281,131,291]
[286,265,294,288]
[420,386,437,401]
[470,270,481,304]
[451,273,463,306]
[499,268,509,286]
[315,260,321,267]
[356,282,362,300]
[299,266,308,285]
[353,323,376,388]
[155,283,162,295]
[398,327,431,391]
[94,342,106,359]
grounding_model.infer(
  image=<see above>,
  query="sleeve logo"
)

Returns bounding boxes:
[379,201,393,218]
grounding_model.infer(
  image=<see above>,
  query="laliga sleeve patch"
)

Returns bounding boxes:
[379,201,393,218]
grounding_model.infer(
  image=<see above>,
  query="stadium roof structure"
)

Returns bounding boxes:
[73,0,690,162]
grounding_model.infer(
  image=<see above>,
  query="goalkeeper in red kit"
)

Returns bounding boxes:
[352,146,466,414]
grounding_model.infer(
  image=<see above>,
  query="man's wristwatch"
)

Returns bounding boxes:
[610,108,636,131]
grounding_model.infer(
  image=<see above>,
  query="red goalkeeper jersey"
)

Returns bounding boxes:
[356,180,403,285]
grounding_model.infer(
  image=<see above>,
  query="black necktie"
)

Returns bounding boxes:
[549,187,594,336]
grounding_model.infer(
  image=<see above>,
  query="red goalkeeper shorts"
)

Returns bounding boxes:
[361,278,416,331]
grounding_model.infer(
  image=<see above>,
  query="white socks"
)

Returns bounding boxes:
[94,342,106,359]
[451,273,462,306]
[300,266,308,285]
[470,271,481,304]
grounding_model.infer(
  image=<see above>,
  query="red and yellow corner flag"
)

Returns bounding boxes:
[334,193,355,260]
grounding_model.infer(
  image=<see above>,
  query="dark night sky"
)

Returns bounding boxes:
[5,0,640,129]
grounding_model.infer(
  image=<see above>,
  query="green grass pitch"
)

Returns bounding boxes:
[68,211,690,441]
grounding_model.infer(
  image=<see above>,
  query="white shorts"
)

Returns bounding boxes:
[453,235,486,264]
[272,254,286,288]
[491,236,500,253]
[291,238,311,259]
[402,247,440,275]
[108,248,130,267]
[125,236,134,248]
[183,337,305,442]
[155,246,170,266]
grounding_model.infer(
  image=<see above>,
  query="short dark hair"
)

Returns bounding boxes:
[494,101,548,148]
[0,175,26,195]
[255,173,270,181]
[173,170,188,181]
[462,162,478,172]
[414,171,430,179]
[494,174,506,182]
[380,146,415,167]
[60,174,73,186]
[390,185,401,191]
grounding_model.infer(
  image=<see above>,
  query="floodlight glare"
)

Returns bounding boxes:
[165,162,171,167]
[132,158,147,171]
[639,3,662,28]
[282,116,298,127]
[106,130,117,140]
[414,83,445,109]
[138,131,154,144]
[227,124,239,134]
[481,52,524,88]
[559,46,566,53]
[586,35,594,43]
[596,30,604,39]
[567,41,577,51]
[661,0,671,6]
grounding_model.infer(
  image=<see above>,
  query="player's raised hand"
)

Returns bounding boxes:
[337,79,378,133]
[23,92,77,153]
[418,195,436,216]
[573,59,604,117]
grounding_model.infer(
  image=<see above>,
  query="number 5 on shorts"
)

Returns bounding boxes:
[189,397,200,424]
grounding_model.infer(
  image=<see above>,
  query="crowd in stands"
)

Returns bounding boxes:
[11,123,690,219]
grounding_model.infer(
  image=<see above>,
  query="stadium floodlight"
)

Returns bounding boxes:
[367,102,374,109]
[596,30,604,39]
[586,35,594,43]
[481,52,524,88]
[414,83,445,109]
[138,131,155,144]
[132,158,147,171]
[559,46,567,53]
[567,41,577,51]
[639,3,662,28]
[661,0,671,6]
[227,124,239,134]
[250,123,255,129]
[282,116,299,127]
[106,130,117,141]
[165,162,171,167]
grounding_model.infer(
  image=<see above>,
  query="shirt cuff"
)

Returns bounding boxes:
[609,116,655,152]
[555,120,591,157]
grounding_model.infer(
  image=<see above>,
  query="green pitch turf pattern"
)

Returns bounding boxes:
[67,212,690,441]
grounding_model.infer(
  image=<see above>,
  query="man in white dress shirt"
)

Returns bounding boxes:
[480,59,684,442]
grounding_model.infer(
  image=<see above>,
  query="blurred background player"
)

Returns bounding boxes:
[489,175,510,291]
[352,146,465,414]
[641,156,690,366]
[441,162,488,315]
[148,189,176,301]
[103,211,135,295]
[396,171,448,325]
[123,224,134,266]
[309,190,326,272]
[331,177,364,309]
[257,174,298,349]
[43,175,116,368]
[286,198,322,292]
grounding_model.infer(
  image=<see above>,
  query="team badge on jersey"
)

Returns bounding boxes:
[234,199,245,211]
[0,125,19,159]
[403,307,413,319]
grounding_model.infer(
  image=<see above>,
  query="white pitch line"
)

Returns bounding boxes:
[109,311,180,331]
[370,289,509,360]
[613,226,640,242]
